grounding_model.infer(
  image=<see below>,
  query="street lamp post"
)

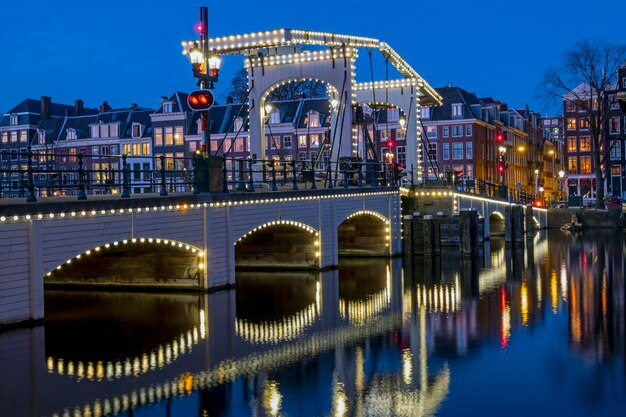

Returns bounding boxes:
[534,168,539,197]
[187,6,221,154]
[558,170,565,201]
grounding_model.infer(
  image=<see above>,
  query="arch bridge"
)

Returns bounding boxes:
[0,187,401,325]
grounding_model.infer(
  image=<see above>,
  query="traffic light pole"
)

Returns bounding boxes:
[200,6,210,154]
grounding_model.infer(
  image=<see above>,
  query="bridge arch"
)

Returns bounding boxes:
[45,237,205,287]
[489,211,506,236]
[234,219,320,270]
[338,210,390,257]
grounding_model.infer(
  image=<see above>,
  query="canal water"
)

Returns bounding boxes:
[1,231,625,416]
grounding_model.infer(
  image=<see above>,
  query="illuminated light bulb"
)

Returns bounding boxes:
[38,214,43,219]
[13,215,18,221]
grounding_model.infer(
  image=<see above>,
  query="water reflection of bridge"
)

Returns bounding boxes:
[0,258,459,417]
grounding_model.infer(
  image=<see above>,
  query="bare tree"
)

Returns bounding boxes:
[228,68,327,103]
[539,39,626,209]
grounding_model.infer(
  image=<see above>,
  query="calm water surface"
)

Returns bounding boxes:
[1,231,625,416]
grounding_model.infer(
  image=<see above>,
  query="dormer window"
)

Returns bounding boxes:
[132,123,142,138]
[269,110,281,124]
[37,129,46,145]
[163,102,173,113]
[9,114,18,126]
[452,103,463,118]
[234,117,244,132]
[387,107,399,122]
[67,128,77,140]
[305,110,320,127]
[420,107,430,119]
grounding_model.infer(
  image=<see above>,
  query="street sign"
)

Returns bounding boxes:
[516,182,522,190]
[187,89,215,111]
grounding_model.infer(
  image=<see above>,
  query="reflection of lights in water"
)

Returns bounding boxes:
[386,265,391,303]
[560,262,568,302]
[262,380,283,417]
[339,287,390,325]
[415,284,460,313]
[333,381,348,417]
[571,279,581,344]
[521,281,529,326]
[402,290,412,322]
[355,347,364,393]
[51,314,404,417]
[402,349,413,385]
[536,271,542,304]
[364,364,450,417]
[200,309,206,339]
[236,301,319,344]
[46,327,202,381]
[501,288,510,348]
[551,270,558,314]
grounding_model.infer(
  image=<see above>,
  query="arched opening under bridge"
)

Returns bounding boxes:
[337,211,389,257]
[235,220,320,270]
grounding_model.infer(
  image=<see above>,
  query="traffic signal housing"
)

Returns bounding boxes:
[498,161,506,174]
[187,89,215,111]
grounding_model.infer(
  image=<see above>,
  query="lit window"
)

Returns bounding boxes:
[579,137,591,151]
[305,110,319,127]
[165,127,173,145]
[567,137,577,152]
[580,156,591,174]
[122,144,131,155]
[567,118,576,130]
[579,118,589,130]
[174,126,184,145]
[568,157,577,174]
[142,143,150,155]
[19,131,27,142]
[298,134,307,147]
[310,134,320,147]
[154,128,163,146]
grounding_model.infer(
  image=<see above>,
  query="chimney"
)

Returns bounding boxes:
[99,101,111,113]
[226,95,233,104]
[41,96,51,120]
[75,99,84,116]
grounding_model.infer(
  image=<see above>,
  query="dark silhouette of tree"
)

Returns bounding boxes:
[228,68,327,103]
[539,39,626,209]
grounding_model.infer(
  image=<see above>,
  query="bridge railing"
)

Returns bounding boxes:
[0,150,405,202]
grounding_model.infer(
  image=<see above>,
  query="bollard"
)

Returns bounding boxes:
[460,209,478,258]
[402,215,414,256]
[525,205,535,238]
[513,206,524,247]
[423,215,434,257]
[504,206,513,246]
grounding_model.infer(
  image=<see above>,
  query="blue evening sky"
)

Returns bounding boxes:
[1,0,624,115]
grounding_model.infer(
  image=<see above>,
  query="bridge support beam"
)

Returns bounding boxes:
[460,209,478,258]
[525,205,535,238]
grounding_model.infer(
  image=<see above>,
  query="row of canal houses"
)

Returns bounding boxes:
[0,88,563,197]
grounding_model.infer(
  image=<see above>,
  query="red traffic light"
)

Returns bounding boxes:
[386,140,394,149]
[498,162,505,173]
[496,133,503,142]
[187,89,214,111]
[195,23,204,33]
